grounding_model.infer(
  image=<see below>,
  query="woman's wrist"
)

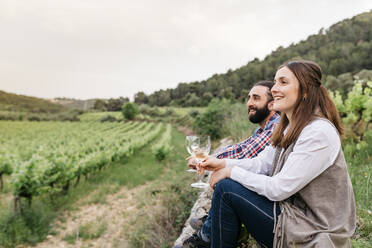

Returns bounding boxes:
[220,159,227,170]
[224,166,232,178]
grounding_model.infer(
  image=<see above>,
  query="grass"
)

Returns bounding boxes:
[63,217,108,244]
[344,132,372,246]
[0,201,55,247]
[126,127,199,248]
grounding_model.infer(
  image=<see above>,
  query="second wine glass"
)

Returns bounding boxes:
[185,136,199,173]
[191,135,210,189]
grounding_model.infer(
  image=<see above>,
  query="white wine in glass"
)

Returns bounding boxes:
[185,136,199,173]
[190,135,210,189]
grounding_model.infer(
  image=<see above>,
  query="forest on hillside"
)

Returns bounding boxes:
[133,10,372,107]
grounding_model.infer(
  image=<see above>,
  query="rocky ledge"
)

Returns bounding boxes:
[173,138,233,247]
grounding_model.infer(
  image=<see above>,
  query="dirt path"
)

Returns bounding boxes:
[29,183,151,248]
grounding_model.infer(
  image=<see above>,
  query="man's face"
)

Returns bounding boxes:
[246,86,272,124]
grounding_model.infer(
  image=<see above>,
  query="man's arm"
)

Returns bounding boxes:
[214,128,274,160]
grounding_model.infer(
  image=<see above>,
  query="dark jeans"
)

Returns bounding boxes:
[206,178,280,248]
[201,210,212,241]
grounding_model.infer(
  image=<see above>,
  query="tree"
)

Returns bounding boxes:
[184,93,201,107]
[106,97,129,111]
[122,102,139,120]
[238,89,250,102]
[131,10,372,106]
[218,87,234,100]
[148,90,171,106]
[201,92,213,106]
[93,99,106,111]
[134,92,148,105]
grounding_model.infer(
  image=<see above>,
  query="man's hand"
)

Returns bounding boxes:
[209,167,232,189]
[200,156,226,171]
[186,156,198,170]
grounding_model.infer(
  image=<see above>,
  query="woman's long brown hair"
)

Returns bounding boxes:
[271,60,343,148]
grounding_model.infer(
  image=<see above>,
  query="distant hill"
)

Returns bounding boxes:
[0,90,124,114]
[50,98,97,110]
[139,10,372,107]
[0,90,66,113]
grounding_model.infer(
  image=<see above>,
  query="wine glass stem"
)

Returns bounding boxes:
[197,174,202,183]
[195,158,203,182]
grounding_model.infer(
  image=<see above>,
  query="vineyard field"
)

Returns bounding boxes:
[0,120,167,211]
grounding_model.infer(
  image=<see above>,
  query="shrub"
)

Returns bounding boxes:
[193,99,231,140]
[153,147,168,161]
[188,109,200,118]
[138,104,151,115]
[0,202,54,247]
[100,115,117,122]
[148,107,161,117]
[164,108,175,116]
[27,115,41,122]
[330,81,372,140]
[0,114,17,121]
[121,102,139,120]
[57,113,80,122]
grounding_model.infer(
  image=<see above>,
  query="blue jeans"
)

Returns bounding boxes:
[206,178,280,248]
[201,211,212,241]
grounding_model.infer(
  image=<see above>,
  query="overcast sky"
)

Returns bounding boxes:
[1,0,371,100]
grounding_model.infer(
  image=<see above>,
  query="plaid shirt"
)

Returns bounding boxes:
[215,113,280,159]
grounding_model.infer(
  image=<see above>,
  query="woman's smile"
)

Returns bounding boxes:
[272,66,300,120]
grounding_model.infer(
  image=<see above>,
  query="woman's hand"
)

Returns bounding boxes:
[209,167,232,189]
[200,156,226,171]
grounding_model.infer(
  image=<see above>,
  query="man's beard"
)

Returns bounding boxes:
[248,105,270,124]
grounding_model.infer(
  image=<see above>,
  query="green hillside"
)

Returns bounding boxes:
[138,10,372,106]
[0,90,66,113]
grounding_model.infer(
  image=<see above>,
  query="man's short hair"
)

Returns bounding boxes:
[253,80,274,101]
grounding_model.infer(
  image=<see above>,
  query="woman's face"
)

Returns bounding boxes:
[272,66,300,119]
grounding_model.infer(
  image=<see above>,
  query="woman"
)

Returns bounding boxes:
[201,60,356,247]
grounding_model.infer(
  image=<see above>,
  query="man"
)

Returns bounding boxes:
[182,81,280,248]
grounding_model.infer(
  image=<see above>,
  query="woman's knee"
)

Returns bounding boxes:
[214,178,238,195]
[214,179,259,203]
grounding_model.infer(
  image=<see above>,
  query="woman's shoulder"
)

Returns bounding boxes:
[308,118,338,131]
[299,118,340,144]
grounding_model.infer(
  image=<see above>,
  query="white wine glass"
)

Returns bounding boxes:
[187,135,210,189]
[185,136,199,173]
